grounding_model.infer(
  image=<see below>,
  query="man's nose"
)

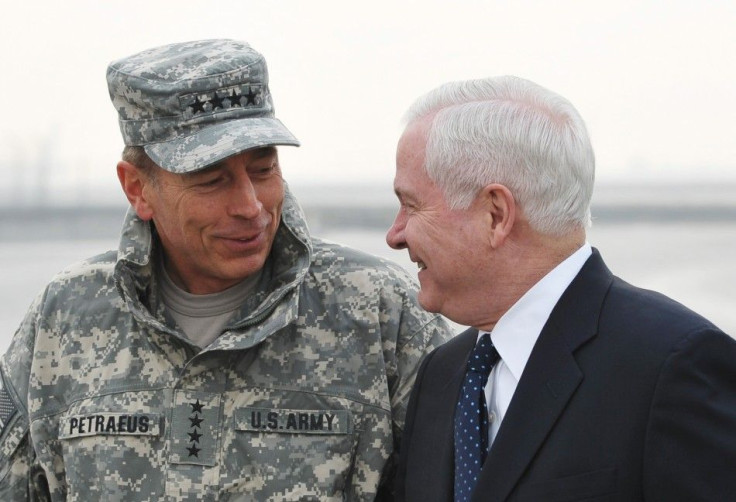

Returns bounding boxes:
[386,209,408,250]
[228,174,263,219]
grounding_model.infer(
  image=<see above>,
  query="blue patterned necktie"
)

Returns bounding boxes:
[454,333,500,502]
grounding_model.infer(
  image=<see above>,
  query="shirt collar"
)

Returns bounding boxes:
[479,243,592,382]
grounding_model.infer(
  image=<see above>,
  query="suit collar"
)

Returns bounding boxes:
[489,243,593,383]
[548,249,612,347]
[472,249,613,502]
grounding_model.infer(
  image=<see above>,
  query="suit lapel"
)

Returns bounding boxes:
[472,249,613,502]
[474,323,584,502]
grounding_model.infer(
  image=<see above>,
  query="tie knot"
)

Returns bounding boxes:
[467,333,499,376]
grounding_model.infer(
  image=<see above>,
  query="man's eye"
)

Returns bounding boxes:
[252,166,275,175]
[199,177,223,187]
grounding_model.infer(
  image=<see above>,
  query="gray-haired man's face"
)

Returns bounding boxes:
[387,120,493,326]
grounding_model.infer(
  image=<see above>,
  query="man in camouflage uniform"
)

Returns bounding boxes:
[0,39,451,501]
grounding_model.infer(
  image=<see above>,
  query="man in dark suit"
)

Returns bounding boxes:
[386,75,736,501]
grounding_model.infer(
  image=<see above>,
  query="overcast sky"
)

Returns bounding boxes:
[2,0,735,205]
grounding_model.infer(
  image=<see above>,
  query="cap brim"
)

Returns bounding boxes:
[144,117,300,173]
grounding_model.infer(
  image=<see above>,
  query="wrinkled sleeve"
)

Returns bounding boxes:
[0,296,49,501]
[0,389,30,500]
[644,327,736,500]
[391,305,451,436]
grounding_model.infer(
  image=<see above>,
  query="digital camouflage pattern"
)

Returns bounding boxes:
[0,188,452,500]
[107,39,300,173]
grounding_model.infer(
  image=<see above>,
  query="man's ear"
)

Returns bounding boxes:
[480,183,516,248]
[117,161,154,221]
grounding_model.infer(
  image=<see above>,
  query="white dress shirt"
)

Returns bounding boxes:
[479,243,592,445]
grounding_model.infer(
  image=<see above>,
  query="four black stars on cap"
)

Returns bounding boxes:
[188,87,261,115]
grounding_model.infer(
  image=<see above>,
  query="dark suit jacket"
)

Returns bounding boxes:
[395,249,736,501]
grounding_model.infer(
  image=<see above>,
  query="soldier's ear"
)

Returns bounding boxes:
[117,161,155,221]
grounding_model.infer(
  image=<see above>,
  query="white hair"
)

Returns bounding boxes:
[403,76,595,235]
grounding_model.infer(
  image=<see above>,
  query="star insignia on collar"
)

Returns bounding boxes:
[190,400,204,414]
[189,415,204,428]
[187,444,201,458]
[188,430,202,443]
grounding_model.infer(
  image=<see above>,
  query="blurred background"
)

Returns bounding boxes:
[2,0,735,349]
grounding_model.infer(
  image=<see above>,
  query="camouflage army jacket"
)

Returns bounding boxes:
[0,190,451,501]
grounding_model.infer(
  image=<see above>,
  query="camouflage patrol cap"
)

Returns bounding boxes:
[107,39,299,173]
